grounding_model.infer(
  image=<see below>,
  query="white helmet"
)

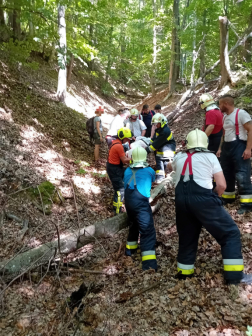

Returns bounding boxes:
[130,147,149,168]
[186,129,208,150]
[151,113,167,126]
[130,108,139,116]
[199,93,215,110]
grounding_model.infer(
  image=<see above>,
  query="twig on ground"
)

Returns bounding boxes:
[115,282,160,303]
[5,212,22,223]
[115,242,123,261]
[70,180,81,237]
[19,219,29,241]
[37,186,45,216]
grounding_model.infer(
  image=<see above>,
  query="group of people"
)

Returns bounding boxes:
[91,94,252,285]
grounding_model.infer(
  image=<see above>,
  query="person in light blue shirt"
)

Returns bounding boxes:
[123,147,157,271]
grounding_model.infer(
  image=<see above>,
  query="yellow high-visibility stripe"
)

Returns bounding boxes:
[222,194,236,199]
[142,255,156,261]
[150,145,156,151]
[177,267,194,275]
[157,151,164,155]
[156,170,165,175]
[156,133,159,137]
[126,244,138,250]
[224,265,244,272]
[150,139,153,143]
[167,132,173,141]
[240,199,252,203]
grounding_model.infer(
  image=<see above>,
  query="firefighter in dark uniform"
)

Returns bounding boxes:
[217,95,252,214]
[170,129,252,285]
[199,93,223,154]
[106,127,132,215]
[124,147,157,271]
[146,113,176,184]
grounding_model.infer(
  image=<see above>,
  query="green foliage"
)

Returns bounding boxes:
[241,97,252,104]
[76,168,87,175]
[92,172,107,178]
[1,0,252,93]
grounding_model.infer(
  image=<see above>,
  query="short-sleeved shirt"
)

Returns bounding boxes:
[108,140,125,165]
[205,108,223,134]
[107,115,124,136]
[141,111,155,128]
[124,167,155,198]
[124,119,147,137]
[223,108,251,142]
[172,152,222,189]
[94,116,103,132]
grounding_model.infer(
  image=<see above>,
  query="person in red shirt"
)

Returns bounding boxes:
[106,127,132,215]
[199,94,223,154]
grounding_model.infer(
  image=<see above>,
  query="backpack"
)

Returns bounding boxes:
[86,117,95,140]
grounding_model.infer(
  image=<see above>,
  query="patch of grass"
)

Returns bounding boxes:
[77,168,87,175]
[92,172,107,178]
[241,96,252,104]
[74,160,81,164]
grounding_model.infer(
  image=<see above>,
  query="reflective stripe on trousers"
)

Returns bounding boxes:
[176,152,243,282]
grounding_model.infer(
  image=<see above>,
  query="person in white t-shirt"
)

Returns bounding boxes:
[170,129,252,285]
[106,108,129,147]
[124,108,147,139]
[217,95,252,214]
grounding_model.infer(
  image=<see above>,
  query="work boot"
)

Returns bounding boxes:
[226,273,252,285]
[175,272,194,280]
[237,207,252,215]
[240,273,252,285]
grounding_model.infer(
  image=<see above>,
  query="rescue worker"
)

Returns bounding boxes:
[106,108,129,147]
[146,113,176,183]
[199,93,223,154]
[93,106,104,164]
[106,127,132,215]
[124,108,147,138]
[124,147,157,271]
[170,129,252,285]
[141,104,155,137]
[217,95,252,214]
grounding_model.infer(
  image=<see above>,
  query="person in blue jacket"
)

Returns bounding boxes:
[123,147,157,271]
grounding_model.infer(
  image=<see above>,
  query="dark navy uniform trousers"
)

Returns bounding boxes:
[176,152,244,282]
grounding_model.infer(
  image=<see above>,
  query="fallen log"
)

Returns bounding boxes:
[0,179,173,280]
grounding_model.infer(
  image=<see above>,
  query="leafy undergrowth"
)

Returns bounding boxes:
[1,56,252,335]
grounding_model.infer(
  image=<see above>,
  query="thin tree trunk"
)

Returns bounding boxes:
[67,53,74,83]
[0,0,5,26]
[190,15,197,86]
[199,10,206,78]
[105,24,113,83]
[244,8,252,63]
[151,0,157,96]
[0,181,170,280]
[13,0,21,40]
[219,16,233,89]
[120,23,126,80]
[168,0,180,94]
[56,5,67,103]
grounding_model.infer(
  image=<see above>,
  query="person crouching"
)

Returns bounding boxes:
[124,147,157,271]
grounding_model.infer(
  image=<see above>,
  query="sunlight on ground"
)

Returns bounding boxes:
[72,175,101,194]
[0,107,13,122]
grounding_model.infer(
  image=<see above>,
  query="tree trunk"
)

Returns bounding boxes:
[105,24,113,83]
[67,53,74,83]
[168,0,180,94]
[151,0,157,96]
[0,0,5,26]
[0,179,173,280]
[56,5,67,103]
[13,0,21,40]
[244,8,252,63]
[199,10,206,78]
[219,16,233,89]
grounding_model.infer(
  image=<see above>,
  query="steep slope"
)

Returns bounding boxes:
[1,56,252,336]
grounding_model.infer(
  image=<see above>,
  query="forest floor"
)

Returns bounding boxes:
[0,55,252,336]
